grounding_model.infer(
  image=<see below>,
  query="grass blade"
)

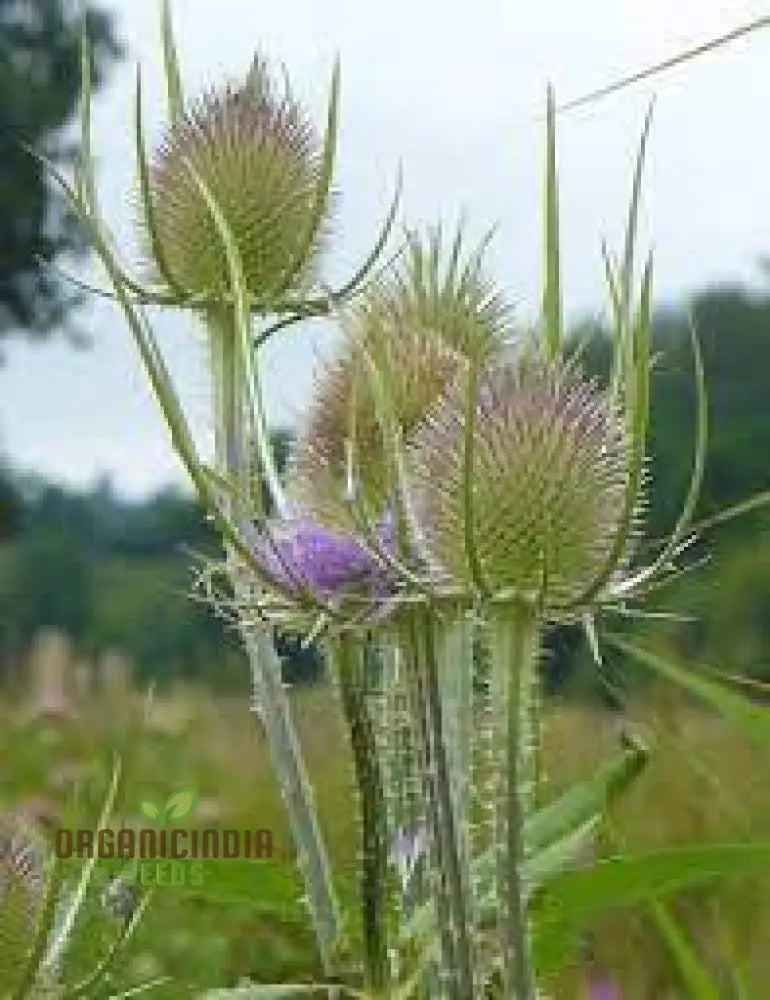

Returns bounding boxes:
[558,15,770,113]
[607,636,770,742]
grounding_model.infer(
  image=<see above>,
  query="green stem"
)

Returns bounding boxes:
[491,601,540,1000]
[406,606,477,998]
[401,608,457,996]
[334,635,389,995]
[423,611,477,998]
[207,308,343,975]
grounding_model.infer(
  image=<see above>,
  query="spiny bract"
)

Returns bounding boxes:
[408,351,638,614]
[289,227,509,530]
[145,55,329,298]
[290,321,464,529]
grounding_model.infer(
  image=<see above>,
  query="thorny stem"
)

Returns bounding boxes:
[490,601,540,1000]
[405,606,477,999]
[333,635,390,995]
[401,608,456,995]
[207,308,343,976]
[422,611,478,999]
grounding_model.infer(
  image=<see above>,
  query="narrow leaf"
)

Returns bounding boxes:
[535,842,770,973]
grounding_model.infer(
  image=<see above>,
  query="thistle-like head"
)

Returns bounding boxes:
[143,55,330,298]
[289,226,509,529]
[290,322,464,529]
[408,350,640,615]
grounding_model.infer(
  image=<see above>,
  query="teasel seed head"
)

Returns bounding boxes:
[290,226,510,529]
[0,810,51,976]
[408,352,641,615]
[144,55,330,298]
[291,321,465,530]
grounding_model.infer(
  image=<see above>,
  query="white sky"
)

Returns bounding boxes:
[2,0,769,497]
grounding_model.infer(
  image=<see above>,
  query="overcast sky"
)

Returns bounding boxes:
[2,0,769,498]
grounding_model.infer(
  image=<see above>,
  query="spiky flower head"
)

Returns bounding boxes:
[144,55,330,298]
[290,322,463,529]
[289,227,510,528]
[0,810,51,982]
[408,351,639,615]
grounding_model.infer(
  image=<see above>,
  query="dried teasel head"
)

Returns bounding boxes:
[289,226,510,529]
[290,320,464,529]
[0,810,51,975]
[408,351,642,615]
[143,54,330,298]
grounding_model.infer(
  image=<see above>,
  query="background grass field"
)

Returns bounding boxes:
[3,635,769,998]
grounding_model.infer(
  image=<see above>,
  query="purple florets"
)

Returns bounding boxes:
[253,515,395,600]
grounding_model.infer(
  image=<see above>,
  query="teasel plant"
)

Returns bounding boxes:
[32,2,770,997]
[0,755,163,999]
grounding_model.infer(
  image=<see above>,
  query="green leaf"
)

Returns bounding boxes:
[608,637,770,742]
[534,842,770,974]
[401,733,649,947]
[163,786,198,820]
[139,800,161,820]
[524,730,649,854]
[542,83,561,361]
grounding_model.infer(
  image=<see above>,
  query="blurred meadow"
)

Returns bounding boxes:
[1,1,770,997]
[2,629,770,996]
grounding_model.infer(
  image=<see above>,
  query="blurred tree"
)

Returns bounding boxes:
[13,526,93,642]
[0,0,122,343]
[0,462,22,539]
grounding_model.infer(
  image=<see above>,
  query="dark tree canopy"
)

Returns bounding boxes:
[0,0,122,341]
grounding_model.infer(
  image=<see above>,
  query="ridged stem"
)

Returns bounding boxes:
[207,307,342,975]
[404,605,477,998]
[332,634,389,995]
[400,608,456,996]
[489,600,540,1000]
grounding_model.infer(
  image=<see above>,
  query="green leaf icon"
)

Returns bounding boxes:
[139,800,160,820]
[164,787,198,820]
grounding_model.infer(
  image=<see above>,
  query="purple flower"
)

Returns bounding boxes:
[252,515,395,600]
